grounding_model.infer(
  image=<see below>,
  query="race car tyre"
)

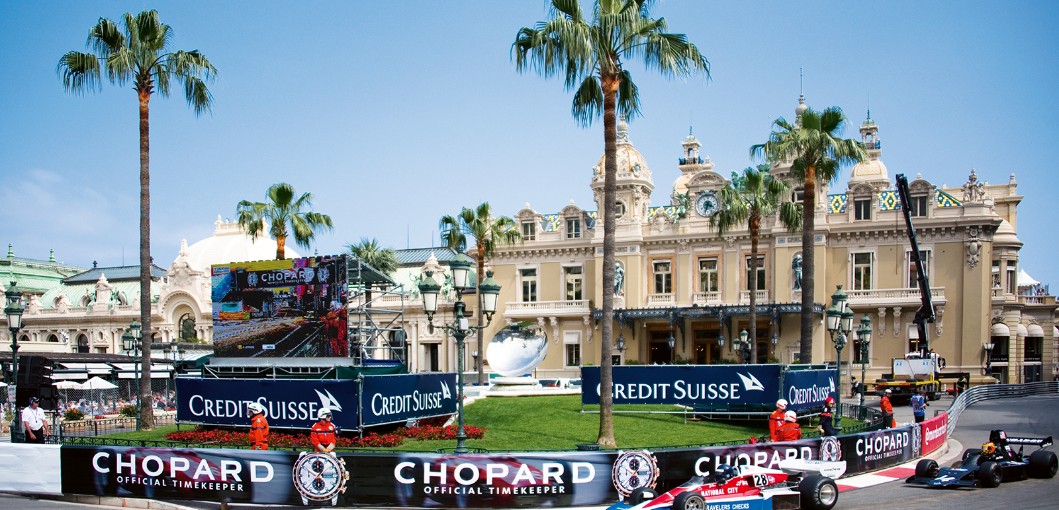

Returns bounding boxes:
[1028,450,1058,478]
[629,487,659,505]
[915,459,940,478]
[672,491,706,510]
[977,461,1002,488]
[799,474,839,510]
[962,448,982,462]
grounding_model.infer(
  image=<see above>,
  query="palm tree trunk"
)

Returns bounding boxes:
[137,89,154,430]
[749,215,759,364]
[276,236,286,260]
[597,72,619,448]
[800,166,817,363]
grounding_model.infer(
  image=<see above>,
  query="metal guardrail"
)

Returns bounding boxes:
[59,413,176,438]
[945,381,1059,436]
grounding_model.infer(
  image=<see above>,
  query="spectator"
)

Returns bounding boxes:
[849,376,860,398]
[955,375,968,397]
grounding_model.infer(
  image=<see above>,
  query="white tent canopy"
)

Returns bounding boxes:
[54,381,83,390]
[79,376,118,390]
[1018,269,1040,287]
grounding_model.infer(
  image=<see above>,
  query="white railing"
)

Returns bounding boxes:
[946,381,1058,436]
[646,293,675,308]
[503,300,591,317]
[738,290,769,304]
[846,287,946,305]
[692,291,722,306]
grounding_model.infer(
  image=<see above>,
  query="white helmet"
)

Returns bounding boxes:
[776,399,788,410]
[784,410,798,422]
[318,408,332,420]
[247,402,264,414]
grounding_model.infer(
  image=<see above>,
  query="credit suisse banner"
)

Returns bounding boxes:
[176,378,359,430]
[782,369,838,411]
[581,365,781,407]
[361,373,457,427]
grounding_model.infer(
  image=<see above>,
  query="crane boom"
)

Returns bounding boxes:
[895,174,935,358]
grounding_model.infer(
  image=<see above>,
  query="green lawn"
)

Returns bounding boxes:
[102,395,768,452]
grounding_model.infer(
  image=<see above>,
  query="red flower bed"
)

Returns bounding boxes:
[165,423,486,449]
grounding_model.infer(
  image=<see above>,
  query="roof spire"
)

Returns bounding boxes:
[795,67,808,119]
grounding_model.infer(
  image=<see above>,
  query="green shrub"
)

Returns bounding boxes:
[64,408,85,421]
[120,405,137,418]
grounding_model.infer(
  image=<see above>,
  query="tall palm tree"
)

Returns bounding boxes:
[58,10,216,430]
[710,164,800,364]
[439,203,521,386]
[514,0,708,447]
[237,182,334,260]
[751,107,866,362]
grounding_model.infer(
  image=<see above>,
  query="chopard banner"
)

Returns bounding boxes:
[176,378,359,430]
[580,365,781,406]
[52,420,941,508]
[782,369,838,411]
[360,373,458,427]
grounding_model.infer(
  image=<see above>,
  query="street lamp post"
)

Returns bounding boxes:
[856,314,873,407]
[736,329,752,364]
[826,286,854,432]
[122,321,142,431]
[983,342,995,377]
[418,258,501,454]
[6,282,25,442]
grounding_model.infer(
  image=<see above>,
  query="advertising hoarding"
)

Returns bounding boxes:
[580,365,781,407]
[176,378,359,430]
[360,373,458,427]
[211,255,347,358]
[782,369,838,411]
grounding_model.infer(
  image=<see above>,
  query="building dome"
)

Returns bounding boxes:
[993,219,1022,247]
[183,216,301,272]
[850,159,890,183]
[592,117,652,186]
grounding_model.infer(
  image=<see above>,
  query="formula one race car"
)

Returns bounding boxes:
[608,460,845,510]
[906,429,1058,488]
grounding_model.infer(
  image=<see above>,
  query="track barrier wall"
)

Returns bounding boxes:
[0,381,1053,507]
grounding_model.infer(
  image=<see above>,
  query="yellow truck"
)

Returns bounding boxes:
[875,353,944,402]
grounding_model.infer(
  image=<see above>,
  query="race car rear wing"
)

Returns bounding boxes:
[1004,436,1053,448]
[991,429,1053,448]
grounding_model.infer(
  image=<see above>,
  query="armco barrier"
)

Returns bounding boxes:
[945,381,1058,436]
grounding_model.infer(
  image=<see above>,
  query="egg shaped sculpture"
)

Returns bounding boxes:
[486,325,548,377]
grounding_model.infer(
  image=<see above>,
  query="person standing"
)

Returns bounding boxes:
[880,389,894,428]
[956,375,968,397]
[910,388,928,423]
[247,402,269,450]
[311,408,337,453]
[849,376,859,399]
[769,399,788,442]
[21,397,49,444]
[777,410,802,441]
[819,396,836,436]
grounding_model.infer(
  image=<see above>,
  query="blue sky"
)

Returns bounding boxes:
[1,1,1057,288]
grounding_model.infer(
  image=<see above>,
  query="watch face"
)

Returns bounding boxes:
[611,450,659,498]
[695,191,719,217]
[292,452,348,503]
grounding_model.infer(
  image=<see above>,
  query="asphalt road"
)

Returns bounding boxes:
[838,394,1059,509]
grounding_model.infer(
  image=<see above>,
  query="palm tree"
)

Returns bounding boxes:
[347,238,398,276]
[514,0,708,447]
[751,107,866,362]
[439,203,521,387]
[236,182,334,260]
[710,164,800,364]
[58,10,216,430]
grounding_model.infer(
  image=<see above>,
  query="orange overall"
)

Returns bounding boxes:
[249,413,269,450]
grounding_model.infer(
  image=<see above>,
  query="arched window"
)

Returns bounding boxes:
[180,313,196,341]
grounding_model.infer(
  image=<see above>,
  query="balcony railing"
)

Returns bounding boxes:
[646,293,676,308]
[738,290,769,304]
[692,291,722,306]
[503,300,591,318]
[846,287,946,305]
